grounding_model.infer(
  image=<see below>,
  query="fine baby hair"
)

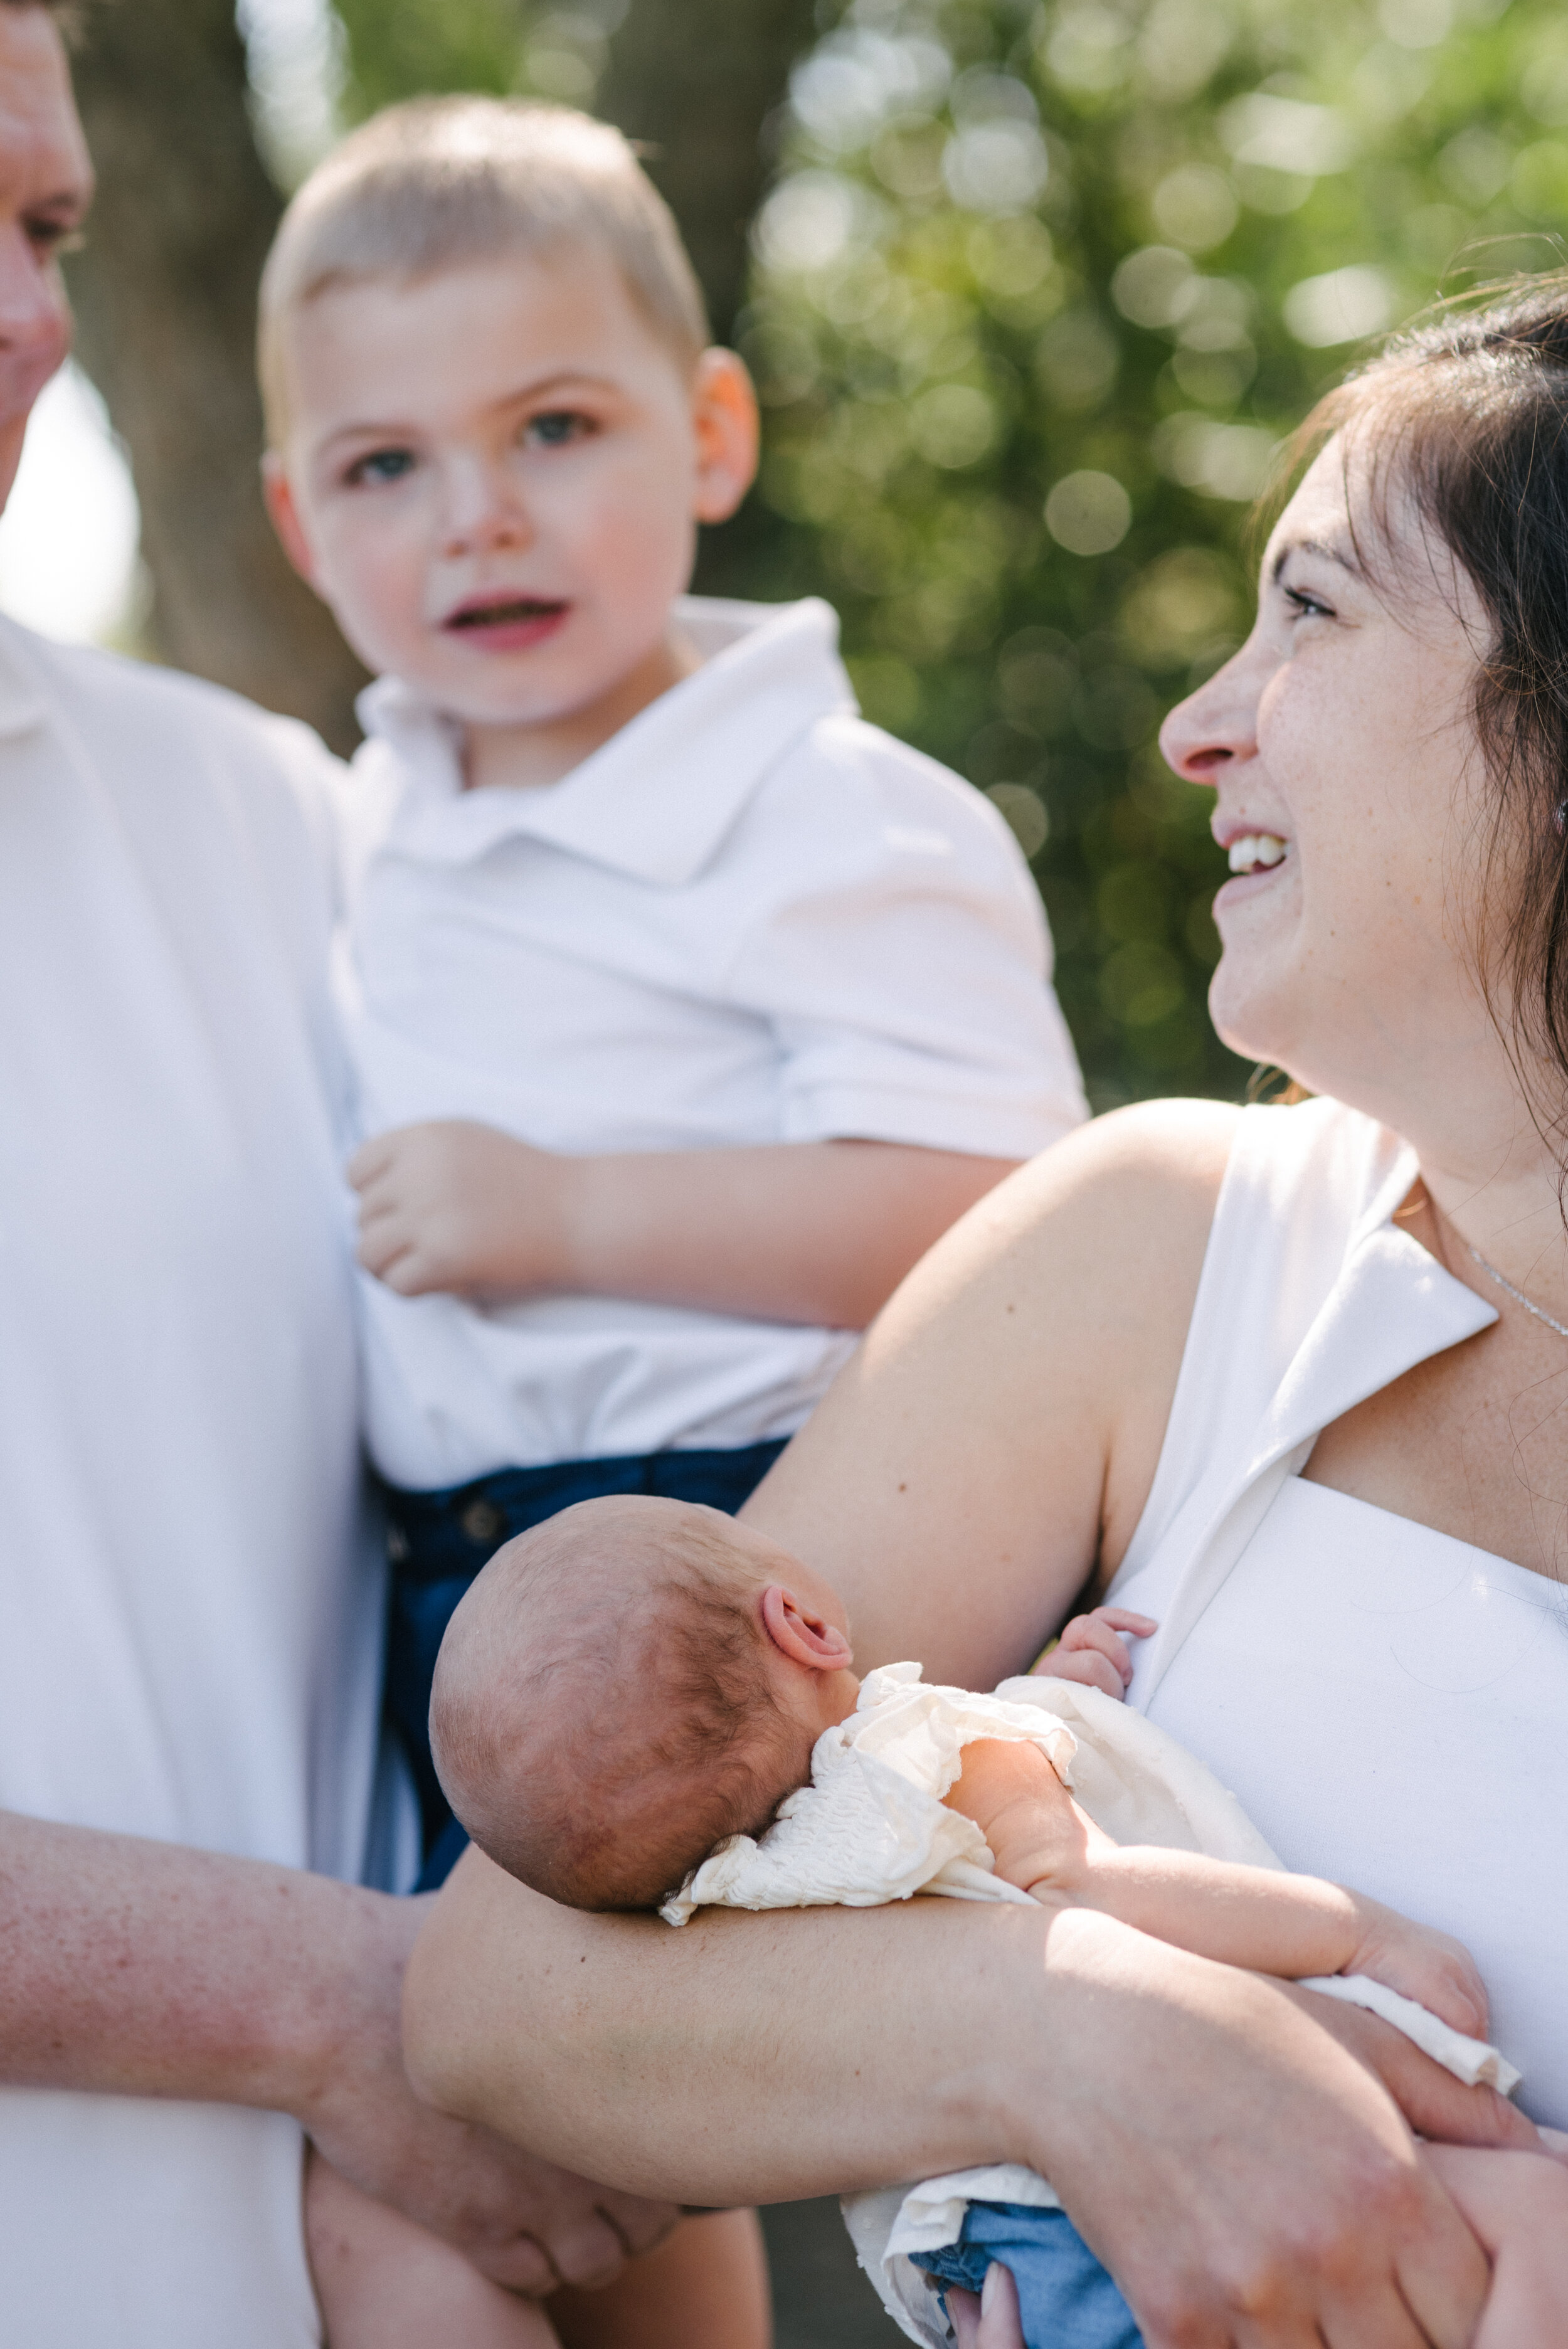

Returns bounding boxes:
[431,1497,810,1911]
[257,93,709,443]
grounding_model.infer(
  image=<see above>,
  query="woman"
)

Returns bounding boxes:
[403,280,1568,2343]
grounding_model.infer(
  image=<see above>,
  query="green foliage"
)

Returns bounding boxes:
[740,0,1568,1105]
[333,1,621,120]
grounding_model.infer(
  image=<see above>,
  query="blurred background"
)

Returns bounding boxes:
[12,0,1568,1113]
[9,3,1567,2335]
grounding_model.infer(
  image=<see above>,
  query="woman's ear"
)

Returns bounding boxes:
[261,453,322,591]
[690,347,760,526]
[760,1583,854,1673]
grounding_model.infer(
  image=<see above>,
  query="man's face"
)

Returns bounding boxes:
[0,7,92,510]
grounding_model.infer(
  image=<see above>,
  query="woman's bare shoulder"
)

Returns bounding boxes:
[929,1097,1239,1296]
[751,1100,1241,1684]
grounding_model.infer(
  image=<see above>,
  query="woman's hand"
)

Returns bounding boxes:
[1021,1912,1491,2349]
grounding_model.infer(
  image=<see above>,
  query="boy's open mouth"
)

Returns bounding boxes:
[443,595,569,632]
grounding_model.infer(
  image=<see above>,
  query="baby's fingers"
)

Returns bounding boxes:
[1054,1608,1157,1689]
[1032,1647,1126,1699]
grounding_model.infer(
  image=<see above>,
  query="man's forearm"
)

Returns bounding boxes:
[0,1808,389,2114]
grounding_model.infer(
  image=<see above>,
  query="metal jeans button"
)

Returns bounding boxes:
[460,1498,506,1548]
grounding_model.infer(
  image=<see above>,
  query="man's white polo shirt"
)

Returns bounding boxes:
[0,615,379,2343]
[338,595,1086,1491]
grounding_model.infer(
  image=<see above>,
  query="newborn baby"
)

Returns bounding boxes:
[432,1496,1567,2349]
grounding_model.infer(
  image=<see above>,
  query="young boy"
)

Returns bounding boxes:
[257,93,1085,2343]
[430,1496,1568,2349]
[259,93,1086,1897]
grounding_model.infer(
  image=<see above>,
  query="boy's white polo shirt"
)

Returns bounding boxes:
[338,594,1086,1490]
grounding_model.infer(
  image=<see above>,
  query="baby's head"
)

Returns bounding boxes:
[257,97,757,734]
[430,1495,857,1911]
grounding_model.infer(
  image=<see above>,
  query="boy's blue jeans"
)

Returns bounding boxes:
[913,2202,1143,2349]
[381,1438,788,1891]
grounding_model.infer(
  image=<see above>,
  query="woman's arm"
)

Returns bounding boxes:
[401,1103,1555,2339]
[405,1848,1522,2348]
[349,1123,1018,1328]
[0,1810,675,2293]
[741,1098,1237,1685]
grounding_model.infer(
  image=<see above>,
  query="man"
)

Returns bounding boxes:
[0,8,674,2338]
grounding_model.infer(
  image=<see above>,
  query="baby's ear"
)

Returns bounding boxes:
[760,1583,853,1672]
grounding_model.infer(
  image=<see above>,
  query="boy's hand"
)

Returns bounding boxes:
[349,1120,570,1300]
[1343,1896,1491,2042]
[1030,1607,1157,1699]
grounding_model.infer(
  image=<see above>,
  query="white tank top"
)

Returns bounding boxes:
[1110,1100,1568,2128]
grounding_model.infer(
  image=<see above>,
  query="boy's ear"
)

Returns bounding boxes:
[760,1583,854,1673]
[262,453,322,592]
[690,347,759,526]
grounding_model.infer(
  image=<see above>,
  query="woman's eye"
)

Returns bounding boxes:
[526,410,593,448]
[347,448,416,487]
[1283,585,1333,622]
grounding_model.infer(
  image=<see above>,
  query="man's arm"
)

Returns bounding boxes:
[0,1810,676,2292]
[349,1123,1017,1328]
[405,1848,1530,2348]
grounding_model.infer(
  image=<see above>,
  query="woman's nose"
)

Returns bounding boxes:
[1158,639,1264,787]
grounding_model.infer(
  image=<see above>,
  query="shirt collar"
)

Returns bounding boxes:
[356,596,857,884]
[1133,1145,1498,1706]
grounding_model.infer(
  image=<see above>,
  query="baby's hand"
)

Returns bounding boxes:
[1343,1896,1490,2041]
[348,1119,568,1300]
[1031,1608,1157,1700]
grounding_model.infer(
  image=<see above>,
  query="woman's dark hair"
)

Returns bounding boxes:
[1287,274,1568,1149]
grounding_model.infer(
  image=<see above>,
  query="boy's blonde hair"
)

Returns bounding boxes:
[258,95,711,445]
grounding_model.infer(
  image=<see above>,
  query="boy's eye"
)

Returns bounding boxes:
[346,447,417,487]
[525,410,594,448]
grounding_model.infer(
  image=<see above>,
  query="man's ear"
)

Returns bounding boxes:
[262,452,323,591]
[690,347,759,526]
[760,1583,854,1673]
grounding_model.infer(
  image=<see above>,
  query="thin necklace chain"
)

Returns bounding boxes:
[1466,1246,1568,1342]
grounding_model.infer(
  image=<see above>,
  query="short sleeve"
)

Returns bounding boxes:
[720,716,1086,1158]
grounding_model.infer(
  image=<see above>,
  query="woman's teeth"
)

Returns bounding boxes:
[1227,833,1287,875]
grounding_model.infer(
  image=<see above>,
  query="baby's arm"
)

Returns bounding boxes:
[348,1121,1014,1327]
[944,1738,1490,2038]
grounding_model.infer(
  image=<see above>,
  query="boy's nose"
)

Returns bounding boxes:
[438,457,534,559]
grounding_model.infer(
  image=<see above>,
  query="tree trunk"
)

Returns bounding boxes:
[597,0,818,600]
[65,0,368,749]
[597,0,818,347]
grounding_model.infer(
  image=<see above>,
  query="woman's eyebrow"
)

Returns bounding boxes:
[1270,536,1362,583]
